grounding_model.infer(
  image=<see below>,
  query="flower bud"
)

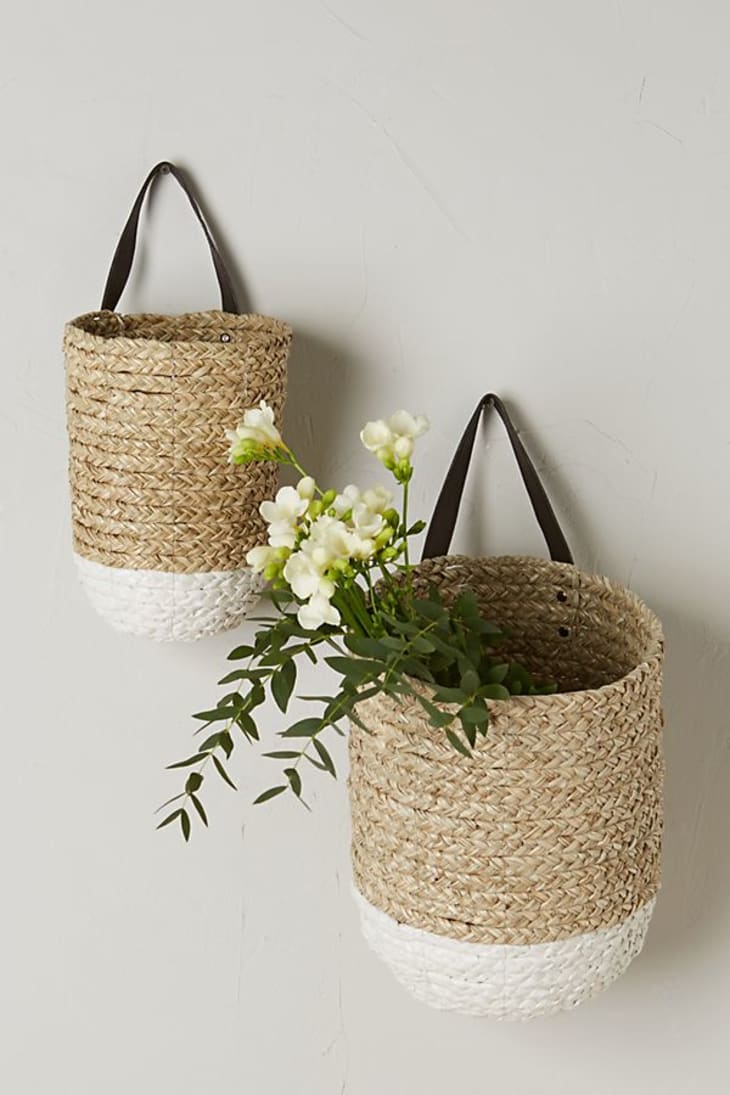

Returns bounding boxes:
[297,476,316,500]
[308,500,324,518]
[320,489,337,507]
[375,527,394,549]
[393,435,413,460]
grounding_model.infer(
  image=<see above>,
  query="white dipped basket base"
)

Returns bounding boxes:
[74,554,264,642]
[354,889,655,1020]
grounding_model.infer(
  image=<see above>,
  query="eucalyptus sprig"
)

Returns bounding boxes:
[158,407,555,840]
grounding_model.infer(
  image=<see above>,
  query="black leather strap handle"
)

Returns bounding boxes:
[101,160,241,314]
[422,393,573,564]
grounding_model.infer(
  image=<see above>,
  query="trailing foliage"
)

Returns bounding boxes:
[158,406,554,841]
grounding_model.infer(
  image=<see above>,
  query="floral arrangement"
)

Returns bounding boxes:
[158,404,555,839]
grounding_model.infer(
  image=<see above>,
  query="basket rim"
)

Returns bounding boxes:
[65,309,292,348]
[390,553,664,710]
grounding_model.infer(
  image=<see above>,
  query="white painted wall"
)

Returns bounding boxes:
[1,1,728,1090]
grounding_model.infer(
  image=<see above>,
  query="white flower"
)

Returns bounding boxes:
[246,544,278,574]
[332,484,361,517]
[351,502,386,541]
[360,420,393,454]
[388,410,429,440]
[227,401,285,462]
[308,514,357,559]
[360,411,430,478]
[361,486,392,514]
[298,594,341,631]
[260,485,308,549]
[284,550,334,600]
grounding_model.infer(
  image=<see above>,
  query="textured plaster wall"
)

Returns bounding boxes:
[1,1,729,1092]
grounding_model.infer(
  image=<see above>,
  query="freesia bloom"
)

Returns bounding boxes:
[360,411,430,479]
[332,484,361,517]
[298,593,341,631]
[227,401,287,463]
[361,485,392,513]
[246,544,279,574]
[284,550,335,601]
[351,502,387,542]
[260,485,309,549]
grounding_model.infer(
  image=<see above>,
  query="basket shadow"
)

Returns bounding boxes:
[282,327,372,483]
[638,605,730,970]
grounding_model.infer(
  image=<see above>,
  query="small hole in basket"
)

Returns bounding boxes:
[556,590,568,603]
[558,625,570,638]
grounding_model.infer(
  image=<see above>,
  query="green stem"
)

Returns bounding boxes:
[402,478,410,570]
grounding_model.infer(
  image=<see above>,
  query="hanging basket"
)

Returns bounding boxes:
[349,395,664,1020]
[64,161,291,641]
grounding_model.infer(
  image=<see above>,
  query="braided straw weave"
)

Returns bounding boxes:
[64,309,291,640]
[349,554,664,1019]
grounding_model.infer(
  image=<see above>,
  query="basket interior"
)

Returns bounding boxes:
[413,555,662,694]
[71,310,286,346]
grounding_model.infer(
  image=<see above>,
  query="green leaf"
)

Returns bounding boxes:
[461,719,477,748]
[272,660,297,713]
[445,729,472,757]
[254,785,287,804]
[185,772,204,793]
[190,794,208,827]
[432,685,467,705]
[263,750,301,759]
[411,635,436,654]
[460,704,489,725]
[475,619,505,636]
[166,753,207,770]
[227,645,255,660]
[460,668,480,694]
[212,756,237,790]
[199,732,222,752]
[192,707,235,722]
[345,635,387,659]
[416,694,454,729]
[284,768,302,797]
[155,792,185,814]
[325,656,382,683]
[312,737,336,777]
[454,589,480,619]
[280,718,323,739]
[180,810,191,842]
[412,598,444,620]
[480,683,511,701]
[217,669,252,685]
[219,730,234,758]
[156,808,183,830]
[235,712,259,741]
[486,663,509,684]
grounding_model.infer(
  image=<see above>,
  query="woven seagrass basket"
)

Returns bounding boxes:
[64,162,291,641]
[349,395,664,1020]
